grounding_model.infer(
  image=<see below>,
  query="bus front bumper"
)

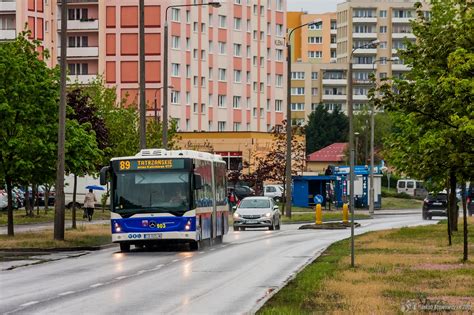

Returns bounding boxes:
[112,231,197,243]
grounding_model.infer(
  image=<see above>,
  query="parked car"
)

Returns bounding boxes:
[264,184,284,202]
[233,196,281,231]
[0,188,23,210]
[397,179,427,197]
[0,190,7,210]
[231,185,255,200]
[422,192,449,220]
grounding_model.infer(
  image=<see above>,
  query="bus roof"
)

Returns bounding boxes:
[111,149,225,163]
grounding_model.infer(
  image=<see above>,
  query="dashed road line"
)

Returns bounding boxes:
[19,301,39,307]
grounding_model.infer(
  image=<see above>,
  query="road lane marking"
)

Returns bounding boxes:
[20,301,39,307]
[90,283,103,288]
[115,276,127,280]
[172,259,180,262]
[58,291,75,296]
[136,270,146,275]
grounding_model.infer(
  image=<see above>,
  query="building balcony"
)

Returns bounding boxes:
[392,64,410,71]
[322,94,347,101]
[352,79,372,85]
[392,32,416,39]
[352,32,377,39]
[330,43,337,49]
[61,47,99,58]
[352,17,377,23]
[353,48,377,54]
[353,63,376,70]
[330,57,337,63]
[353,94,368,101]
[0,1,16,11]
[392,17,413,24]
[322,79,346,86]
[0,29,16,41]
[57,19,99,31]
[330,29,337,35]
[68,74,97,84]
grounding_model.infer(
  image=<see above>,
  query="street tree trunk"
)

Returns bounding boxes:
[462,182,468,261]
[72,174,77,229]
[449,169,458,232]
[6,176,14,236]
[31,184,37,217]
[446,178,452,246]
[44,185,50,213]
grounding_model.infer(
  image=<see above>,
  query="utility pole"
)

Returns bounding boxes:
[54,0,68,240]
[139,0,146,149]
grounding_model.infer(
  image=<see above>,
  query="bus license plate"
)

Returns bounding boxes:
[246,220,258,224]
[144,233,162,239]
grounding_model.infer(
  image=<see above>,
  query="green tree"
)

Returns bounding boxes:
[378,0,473,256]
[0,33,60,236]
[305,105,348,154]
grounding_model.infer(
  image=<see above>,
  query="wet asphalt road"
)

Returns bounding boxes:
[0,214,436,315]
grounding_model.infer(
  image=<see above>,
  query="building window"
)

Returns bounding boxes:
[218,121,226,131]
[275,100,282,112]
[275,49,283,61]
[171,91,180,104]
[234,70,242,83]
[233,43,242,56]
[275,24,284,36]
[186,38,190,50]
[379,10,387,18]
[233,122,241,131]
[186,10,191,23]
[308,36,323,44]
[186,92,191,104]
[193,103,198,113]
[218,95,226,107]
[193,22,198,32]
[171,36,180,49]
[171,8,180,22]
[308,51,323,58]
[218,68,226,81]
[290,87,305,95]
[312,88,318,96]
[209,67,213,80]
[291,103,304,111]
[193,49,198,59]
[234,17,241,30]
[291,72,305,80]
[380,26,387,33]
[171,63,180,77]
[311,72,318,80]
[308,23,322,30]
[218,41,226,54]
[276,75,283,87]
[276,0,283,11]
[186,65,191,78]
[233,96,241,108]
[246,71,251,83]
[218,15,227,28]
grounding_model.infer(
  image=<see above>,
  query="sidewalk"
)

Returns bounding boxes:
[0,220,109,235]
[295,209,422,216]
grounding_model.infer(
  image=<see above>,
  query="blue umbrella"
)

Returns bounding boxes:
[85,185,105,191]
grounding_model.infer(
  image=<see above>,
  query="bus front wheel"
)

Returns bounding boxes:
[189,240,200,251]
[120,243,131,252]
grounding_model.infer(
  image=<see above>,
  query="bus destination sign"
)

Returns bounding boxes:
[116,159,185,171]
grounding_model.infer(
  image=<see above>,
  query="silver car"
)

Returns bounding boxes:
[233,196,281,231]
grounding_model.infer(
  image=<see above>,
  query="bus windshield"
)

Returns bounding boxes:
[113,171,190,216]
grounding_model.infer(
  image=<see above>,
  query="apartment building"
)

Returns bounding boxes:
[1,0,287,133]
[288,0,430,124]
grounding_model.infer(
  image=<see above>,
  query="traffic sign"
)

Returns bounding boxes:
[313,194,324,204]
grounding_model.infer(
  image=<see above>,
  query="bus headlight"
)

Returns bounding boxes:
[114,222,122,233]
[185,220,191,231]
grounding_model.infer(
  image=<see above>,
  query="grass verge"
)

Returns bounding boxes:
[0,208,111,226]
[382,197,423,210]
[0,224,111,249]
[259,218,474,314]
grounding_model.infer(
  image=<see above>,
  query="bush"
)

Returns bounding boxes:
[381,190,412,199]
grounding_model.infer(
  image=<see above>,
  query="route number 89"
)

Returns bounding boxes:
[120,161,131,170]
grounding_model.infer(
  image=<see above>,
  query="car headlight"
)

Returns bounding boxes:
[265,212,272,218]
[233,212,240,219]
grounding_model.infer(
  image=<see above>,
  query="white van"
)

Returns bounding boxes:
[264,184,284,202]
[64,174,108,208]
[397,179,427,197]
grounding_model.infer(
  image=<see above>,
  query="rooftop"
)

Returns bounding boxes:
[307,143,348,162]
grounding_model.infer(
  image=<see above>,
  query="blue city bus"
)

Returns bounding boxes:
[100,149,228,252]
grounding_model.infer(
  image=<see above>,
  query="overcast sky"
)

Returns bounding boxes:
[287,0,345,13]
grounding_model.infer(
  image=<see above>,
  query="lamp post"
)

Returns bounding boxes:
[285,19,322,218]
[163,1,221,149]
[153,85,173,123]
[369,57,398,216]
[348,39,379,267]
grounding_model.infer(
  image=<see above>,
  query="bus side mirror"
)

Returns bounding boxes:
[194,174,203,190]
[100,166,110,185]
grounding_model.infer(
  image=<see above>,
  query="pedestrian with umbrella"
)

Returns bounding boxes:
[83,186,102,221]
